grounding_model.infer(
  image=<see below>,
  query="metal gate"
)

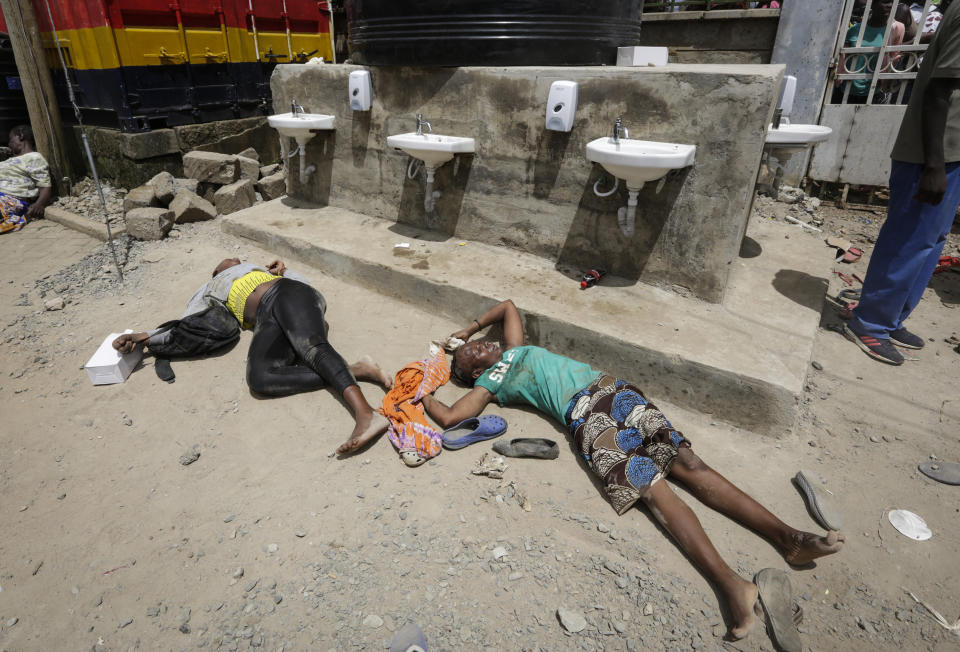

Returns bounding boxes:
[809,0,937,186]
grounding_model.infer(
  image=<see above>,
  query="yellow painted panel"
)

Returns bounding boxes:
[37,26,331,70]
[40,27,120,71]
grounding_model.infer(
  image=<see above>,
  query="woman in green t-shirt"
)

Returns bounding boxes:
[422,299,844,640]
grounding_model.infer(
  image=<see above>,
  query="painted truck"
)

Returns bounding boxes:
[0,1,332,131]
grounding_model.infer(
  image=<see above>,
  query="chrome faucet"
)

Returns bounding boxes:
[291,100,304,117]
[416,113,432,136]
[612,116,629,143]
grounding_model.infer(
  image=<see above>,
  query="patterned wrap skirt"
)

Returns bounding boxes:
[0,191,28,233]
[564,375,690,515]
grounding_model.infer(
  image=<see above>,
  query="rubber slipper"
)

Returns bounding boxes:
[441,415,507,450]
[492,438,559,459]
[792,469,844,531]
[918,461,960,486]
[842,247,863,263]
[888,509,932,541]
[390,622,427,652]
[754,568,802,652]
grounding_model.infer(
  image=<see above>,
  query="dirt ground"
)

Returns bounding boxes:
[0,193,958,652]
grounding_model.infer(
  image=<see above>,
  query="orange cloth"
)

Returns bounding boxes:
[380,350,450,460]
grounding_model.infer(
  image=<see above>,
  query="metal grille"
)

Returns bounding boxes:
[830,0,937,105]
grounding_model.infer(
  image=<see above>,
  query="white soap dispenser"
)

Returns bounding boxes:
[349,70,372,111]
[545,80,578,132]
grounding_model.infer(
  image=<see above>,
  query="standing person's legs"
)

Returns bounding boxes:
[895,161,960,330]
[850,160,960,338]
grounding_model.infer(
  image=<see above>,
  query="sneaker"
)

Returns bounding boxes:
[889,327,924,349]
[843,324,904,365]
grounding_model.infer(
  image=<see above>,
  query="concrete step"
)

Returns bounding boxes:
[223,198,828,436]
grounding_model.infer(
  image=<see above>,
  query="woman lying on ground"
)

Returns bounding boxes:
[113,257,391,453]
[1,125,53,233]
[421,299,844,639]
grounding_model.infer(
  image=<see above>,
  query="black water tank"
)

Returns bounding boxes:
[346,0,642,67]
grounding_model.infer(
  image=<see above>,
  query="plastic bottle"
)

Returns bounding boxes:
[580,268,606,289]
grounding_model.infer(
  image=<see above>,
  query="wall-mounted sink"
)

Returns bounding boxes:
[387,132,475,169]
[765,123,832,152]
[586,137,696,190]
[268,111,335,144]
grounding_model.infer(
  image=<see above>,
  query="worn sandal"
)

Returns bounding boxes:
[492,438,559,459]
[755,568,802,652]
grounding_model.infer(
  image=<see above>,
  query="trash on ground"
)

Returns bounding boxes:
[904,589,960,633]
[887,509,932,541]
[472,453,508,479]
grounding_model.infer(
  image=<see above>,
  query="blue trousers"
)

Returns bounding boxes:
[850,160,960,339]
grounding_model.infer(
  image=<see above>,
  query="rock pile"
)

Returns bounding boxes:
[123,148,285,241]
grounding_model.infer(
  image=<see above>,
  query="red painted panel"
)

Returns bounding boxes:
[34,0,111,31]
[13,0,327,34]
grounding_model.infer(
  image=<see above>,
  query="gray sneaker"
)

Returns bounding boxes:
[843,324,904,365]
[890,327,924,349]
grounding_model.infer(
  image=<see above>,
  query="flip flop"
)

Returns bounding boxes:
[754,568,802,652]
[792,469,844,531]
[842,247,863,263]
[918,461,960,486]
[492,438,559,459]
[441,415,507,450]
[390,622,427,652]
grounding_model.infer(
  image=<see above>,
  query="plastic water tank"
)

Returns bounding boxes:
[347,0,643,67]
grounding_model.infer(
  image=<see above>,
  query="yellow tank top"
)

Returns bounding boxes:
[226,271,281,326]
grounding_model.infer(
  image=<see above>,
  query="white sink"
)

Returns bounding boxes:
[586,137,696,190]
[268,112,335,144]
[387,132,475,168]
[765,123,832,151]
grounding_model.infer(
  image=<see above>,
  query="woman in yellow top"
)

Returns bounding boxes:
[114,257,392,454]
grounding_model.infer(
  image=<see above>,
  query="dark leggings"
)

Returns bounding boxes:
[246,278,356,397]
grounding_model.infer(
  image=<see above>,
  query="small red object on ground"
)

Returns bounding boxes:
[580,268,606,289]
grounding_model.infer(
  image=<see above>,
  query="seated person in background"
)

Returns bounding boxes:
[836,0,899,103]
[114,257,392,453]
[422,300,844,640]
[0,125,52,233]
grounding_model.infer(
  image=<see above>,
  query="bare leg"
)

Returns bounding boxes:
[349,355,394,389]
[336,385,388,455]
[643,480,759,639]
[669,448,844,565]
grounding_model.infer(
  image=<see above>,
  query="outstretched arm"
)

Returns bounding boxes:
[450,299,524,349]
[422,387,494,429]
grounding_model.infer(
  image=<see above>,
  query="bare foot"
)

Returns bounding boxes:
[726,579,759,640]
[350,355,394,389]
[783,530,845,565]
[336,411,389,455]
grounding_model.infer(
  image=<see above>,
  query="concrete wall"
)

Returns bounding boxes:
[639,9,781,64]
[271,63,782,303]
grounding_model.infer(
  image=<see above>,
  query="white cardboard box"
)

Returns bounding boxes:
[617,46,669,67]
[85,331,143,385]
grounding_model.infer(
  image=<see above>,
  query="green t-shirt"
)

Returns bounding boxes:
[892,2,960,164]
[474,345,601,424]
[844,23,887,97]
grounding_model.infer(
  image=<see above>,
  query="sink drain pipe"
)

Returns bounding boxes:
[617,188,640,238]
